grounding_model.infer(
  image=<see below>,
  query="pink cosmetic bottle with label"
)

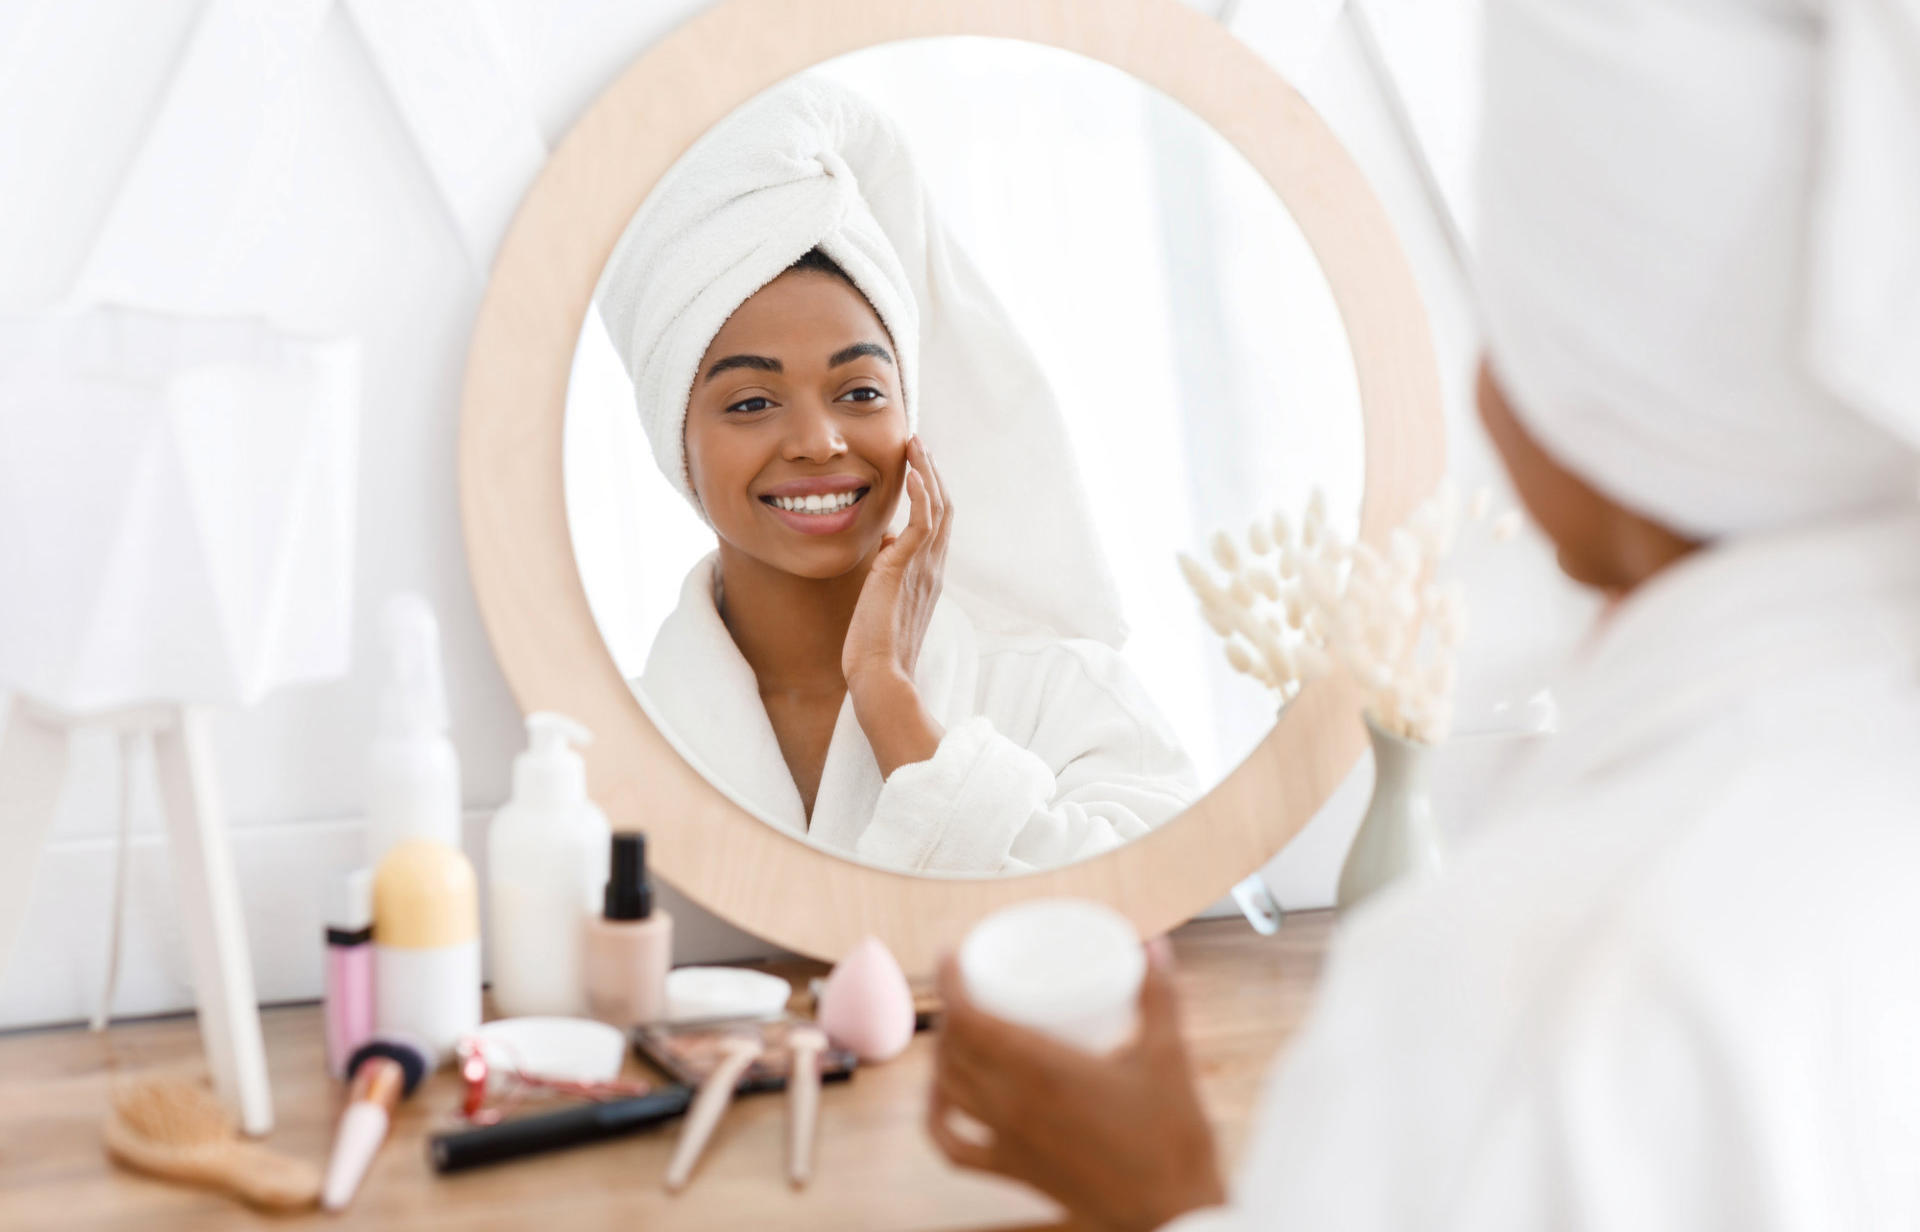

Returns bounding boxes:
[325,869,376,1078]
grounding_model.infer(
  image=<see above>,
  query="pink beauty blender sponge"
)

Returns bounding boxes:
[816,937,914,1063]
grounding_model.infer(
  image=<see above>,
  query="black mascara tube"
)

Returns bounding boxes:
[428,1085,693,1172]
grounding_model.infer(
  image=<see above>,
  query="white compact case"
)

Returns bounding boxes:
[488,713,611,1018]
[959,898,1146,1054]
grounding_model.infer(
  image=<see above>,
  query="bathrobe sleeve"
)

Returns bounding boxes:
[852,640,1200,874]
[1156,717,1920,1232]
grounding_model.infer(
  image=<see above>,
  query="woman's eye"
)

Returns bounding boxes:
[726,396,773,414]
[839,387,882,404]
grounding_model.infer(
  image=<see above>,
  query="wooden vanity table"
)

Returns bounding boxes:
[0,914,1334,1230]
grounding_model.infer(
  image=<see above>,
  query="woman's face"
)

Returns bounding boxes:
[685,269,908,580]
[1475,357,1696,595]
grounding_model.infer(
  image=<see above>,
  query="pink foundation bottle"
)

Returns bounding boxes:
[583,833,673,1026]
[324,869,376,1078]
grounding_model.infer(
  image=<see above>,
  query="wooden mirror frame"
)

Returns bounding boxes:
[460,0,1444,973]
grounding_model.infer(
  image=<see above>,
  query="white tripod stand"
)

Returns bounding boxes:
[0,698,274,1136]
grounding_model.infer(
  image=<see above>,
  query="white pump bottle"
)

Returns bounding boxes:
[367,594,461,865]
[487,712,612,1018]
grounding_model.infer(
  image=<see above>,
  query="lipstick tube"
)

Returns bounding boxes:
[323,869,375,1079]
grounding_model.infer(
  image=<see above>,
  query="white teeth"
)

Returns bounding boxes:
[771,489,862,514]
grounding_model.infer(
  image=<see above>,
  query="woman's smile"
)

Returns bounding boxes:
[759,483,872,534]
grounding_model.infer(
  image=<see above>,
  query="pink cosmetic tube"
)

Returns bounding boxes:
[324,869,376,1079]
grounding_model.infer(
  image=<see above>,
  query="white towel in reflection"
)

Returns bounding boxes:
[595,75,1126,647]
[635,556,1198,875]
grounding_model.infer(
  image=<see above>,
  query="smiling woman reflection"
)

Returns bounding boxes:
[596,79,1199,875]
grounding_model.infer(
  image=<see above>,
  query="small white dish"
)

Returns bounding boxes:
[472,1017,627,1089]
[665,966,792,1023]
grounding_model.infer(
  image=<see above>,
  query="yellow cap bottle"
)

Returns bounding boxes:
[372,838,480,1062]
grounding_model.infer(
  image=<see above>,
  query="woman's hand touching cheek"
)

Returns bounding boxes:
[843,437,951,775]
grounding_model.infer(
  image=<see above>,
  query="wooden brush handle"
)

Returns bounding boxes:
[223,1141,323,1211]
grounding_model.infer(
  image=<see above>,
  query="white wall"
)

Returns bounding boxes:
[0,0,1593,1029]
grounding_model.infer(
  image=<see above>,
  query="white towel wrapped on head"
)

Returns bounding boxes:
[1476,0,1920,541]
[595,76,1126,647]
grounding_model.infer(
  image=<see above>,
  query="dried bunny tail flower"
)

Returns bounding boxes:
[1490,510,1523,542]
[1228,577,1256,608]
[1389,527,1423,577]
[1349,540,1386,581]
[1201,601,1233,638]
[1305,487,1328,532]
[1178,552,1222,598]
[1270,510,1292,550]
[1300,560,1341,609]
[1224,639,1258,676]
[1247,568,1281,601]
[1295,643,1335,681]
[1247,520,1272,555]
[1268,637,1300,683]
[1388,580,1420,625]
[1430,584,1466,647]
[1211,529,1240,571]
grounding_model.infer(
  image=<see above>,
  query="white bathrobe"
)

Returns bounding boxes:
[637,556,1200,875]
[1168,509,1920,1230]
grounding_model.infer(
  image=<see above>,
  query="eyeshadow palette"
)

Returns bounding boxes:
[632,1017,858,1095]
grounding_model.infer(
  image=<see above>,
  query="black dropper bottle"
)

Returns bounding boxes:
[604,832,653,921]
[586,832,672,1025]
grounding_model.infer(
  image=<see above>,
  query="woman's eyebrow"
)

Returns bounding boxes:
[703,354,782,383]
[828,342,893,368]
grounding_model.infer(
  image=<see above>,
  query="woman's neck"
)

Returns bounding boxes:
[714,543,874,693]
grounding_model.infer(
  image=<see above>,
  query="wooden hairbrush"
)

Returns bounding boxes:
[102,1077,321,1211]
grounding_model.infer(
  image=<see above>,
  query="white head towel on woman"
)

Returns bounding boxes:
[596,76,1126,647]
[1476,0,1920,541]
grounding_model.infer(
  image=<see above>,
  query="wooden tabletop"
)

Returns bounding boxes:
[0,913,1335,1231]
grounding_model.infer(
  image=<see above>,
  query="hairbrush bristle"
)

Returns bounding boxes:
[113,1078,232,1145]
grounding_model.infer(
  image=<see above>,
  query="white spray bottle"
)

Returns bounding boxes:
[487,712,611,1017]
[367,594,460,865]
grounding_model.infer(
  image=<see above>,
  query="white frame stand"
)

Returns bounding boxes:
[0,696,274,1136]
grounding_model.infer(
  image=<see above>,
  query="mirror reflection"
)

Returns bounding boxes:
[565,38,1363,877]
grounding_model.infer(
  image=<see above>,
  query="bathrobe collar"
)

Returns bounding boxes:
[1498,508,1920,811]
[637,553,978,844]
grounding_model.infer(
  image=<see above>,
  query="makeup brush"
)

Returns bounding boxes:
[321,1034,430,1212]
[102,1077,321,1211]
[786,1026,826,1188]
[664,1034,763,1192]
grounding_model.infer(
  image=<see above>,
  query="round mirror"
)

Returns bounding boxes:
[565,38,1364,879]
[461,0,1441,969]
